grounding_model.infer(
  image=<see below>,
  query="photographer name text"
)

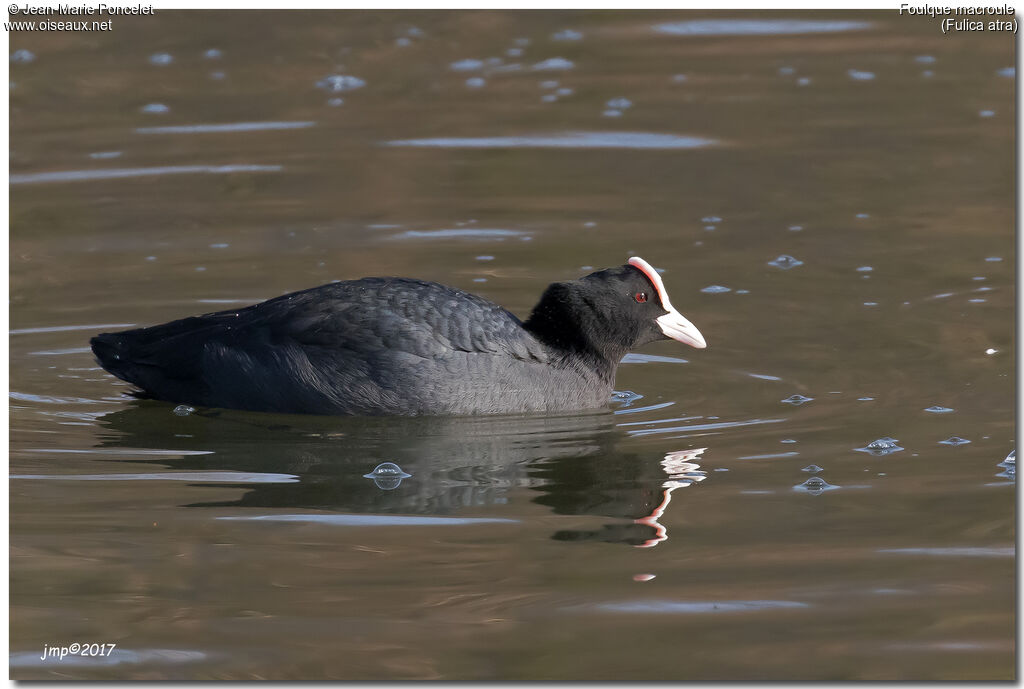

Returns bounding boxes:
[9,4,153,15]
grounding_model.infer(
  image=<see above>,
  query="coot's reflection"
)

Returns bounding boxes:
[95,402,710,546]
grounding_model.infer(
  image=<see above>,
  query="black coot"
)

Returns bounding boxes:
[90,257,706,416]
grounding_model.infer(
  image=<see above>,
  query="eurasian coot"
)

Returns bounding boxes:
[91,257,706,416]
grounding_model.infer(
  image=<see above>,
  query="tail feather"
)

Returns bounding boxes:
[91,324,206,400]
[90,333,133,382]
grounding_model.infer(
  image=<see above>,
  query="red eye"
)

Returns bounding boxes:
[634,292,648,303]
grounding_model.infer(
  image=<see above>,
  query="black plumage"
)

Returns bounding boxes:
[91,258,706,416]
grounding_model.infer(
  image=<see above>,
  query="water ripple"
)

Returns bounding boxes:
[621,353,689,364]
[588,599,810,613]
[389,228,526,240]
[654,19,871,36]
[22,448,213,456]
[878,547,1013,558]
[737,451,800,460]
[136,121,315,134]
[11,648,207,668]
[218,514,518,526]
[613,401,676,415]
[28,346,93,356]
[626,417,785,437]
[10,391,109,405]
[10,323,135,335]
[11,165,282,185]
[11,471,298,483]
[384,132,717,150]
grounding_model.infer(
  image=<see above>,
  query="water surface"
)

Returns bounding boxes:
[10,9,1014,681]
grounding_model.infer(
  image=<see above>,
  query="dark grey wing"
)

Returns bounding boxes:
[275,278,550,364]
[221,278,552,413]
[93,277,551,414]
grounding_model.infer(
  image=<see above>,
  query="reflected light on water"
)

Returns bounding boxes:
[634,447,707,548]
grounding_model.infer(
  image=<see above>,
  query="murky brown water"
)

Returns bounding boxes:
[10,10,1015,680]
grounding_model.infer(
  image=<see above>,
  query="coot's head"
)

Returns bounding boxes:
[525,256,706,363]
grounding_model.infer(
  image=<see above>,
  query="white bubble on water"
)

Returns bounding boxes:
[315,74,366,92]
[450,59,484,71]
[767,254,803,269]
[855,438,903,456]
[362,462,412,490]
[552,29,583,41]
[794,476,839,494]
[532,57,574,71]
[10,49,35,64]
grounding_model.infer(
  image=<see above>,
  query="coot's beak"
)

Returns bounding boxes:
[628,256,708,349]
[656,308,707,349]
